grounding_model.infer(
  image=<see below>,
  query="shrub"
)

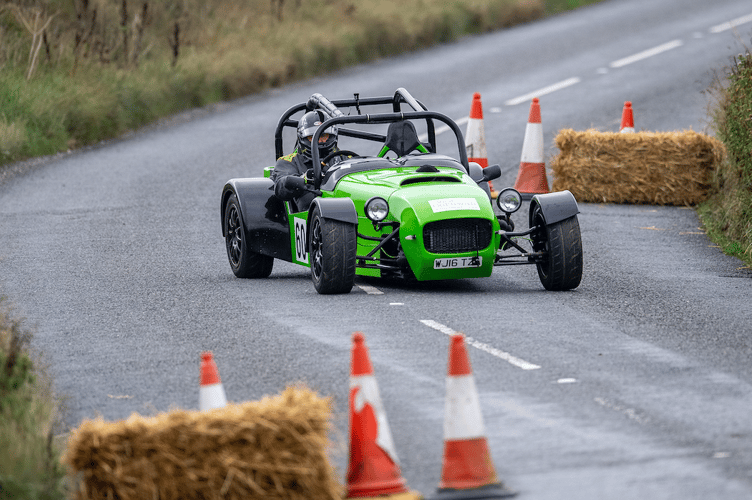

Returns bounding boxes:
[0,298,66,500]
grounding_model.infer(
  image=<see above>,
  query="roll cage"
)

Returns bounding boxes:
[274,88,471,190]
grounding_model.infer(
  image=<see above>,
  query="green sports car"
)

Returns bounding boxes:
[221,88,583,294]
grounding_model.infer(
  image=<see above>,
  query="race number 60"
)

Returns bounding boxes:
[294,218,308,263]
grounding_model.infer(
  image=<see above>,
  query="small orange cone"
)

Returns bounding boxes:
[465,93,497,198]
[513,97,549,200]
[430,335,515,499]
[620,101,635,133]
[347,333,418,499]
[199,351,227,411]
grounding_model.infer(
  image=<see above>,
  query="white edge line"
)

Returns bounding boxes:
[710,13,752,34]
[420,319,541,370]
[609,39,684,69]
[504,77,581,106]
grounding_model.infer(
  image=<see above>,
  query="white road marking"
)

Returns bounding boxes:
[594,397,650,425]
[504,77,581,106]
[609,39,684,68]
[427,19,746,138]
[709,13,752,33]
[557,378,577,384]
[357,284,383,295]
[390,302,404,306]
[420,319,541,370]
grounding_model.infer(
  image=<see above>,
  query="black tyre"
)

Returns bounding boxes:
[224,194,273,278]
[531,204,582,291]
[308,206,356,294]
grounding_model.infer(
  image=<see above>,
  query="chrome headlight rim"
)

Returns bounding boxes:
[496,188,522,214]
[364,196,389,222]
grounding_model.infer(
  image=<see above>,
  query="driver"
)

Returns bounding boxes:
[271,110,340,211]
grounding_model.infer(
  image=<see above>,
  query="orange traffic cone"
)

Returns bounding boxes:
[513,97,549,200]
[430,335,515,500]
[465,93,497,198]
[347,333,418,499]
[199,351,227,411]
[620,101,635,133]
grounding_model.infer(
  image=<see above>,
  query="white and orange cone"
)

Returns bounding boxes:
[620,101,635,133]
[513,97,549,200]
[465,93,497,198]
[199,351,227,411]
[430,335,515,500]
[347,332,418,499]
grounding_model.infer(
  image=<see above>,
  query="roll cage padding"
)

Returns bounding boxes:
[307,93,345,118]
[529,190,580,227]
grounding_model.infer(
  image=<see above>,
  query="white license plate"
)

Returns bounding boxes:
[433,256,482,269]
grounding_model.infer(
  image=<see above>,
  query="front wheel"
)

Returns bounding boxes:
[308,207,356,294]
[531,204,582,291]
[224,194,274,278]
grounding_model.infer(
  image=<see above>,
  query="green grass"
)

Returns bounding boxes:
[0,298,67,500]
[699,50,752,267]
[0,0,602,169]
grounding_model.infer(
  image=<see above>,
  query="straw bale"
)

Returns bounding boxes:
[64,386,342,500]
[550,129,726,205]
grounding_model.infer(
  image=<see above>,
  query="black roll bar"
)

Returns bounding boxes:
[274,88,441,160]
[310,111,469,189]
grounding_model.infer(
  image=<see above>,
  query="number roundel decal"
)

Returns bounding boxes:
[294,217,308,263]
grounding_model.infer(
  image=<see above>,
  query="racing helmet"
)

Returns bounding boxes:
[297,110,338,161]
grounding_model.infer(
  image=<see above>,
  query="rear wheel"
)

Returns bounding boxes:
[309,206,356,294]
[531,204,582,291]
[224,194,273,278]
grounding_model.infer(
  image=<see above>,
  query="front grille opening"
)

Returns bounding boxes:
[423,218,492,253]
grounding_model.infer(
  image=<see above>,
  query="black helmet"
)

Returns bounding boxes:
[297,110,338,161]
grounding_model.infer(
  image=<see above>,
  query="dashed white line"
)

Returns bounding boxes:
[709,12,752,33]
[357,284,383,295]
[609,39,684,68]
[420,319,541,370]
[504,77,581,106]
[428,14,749,137]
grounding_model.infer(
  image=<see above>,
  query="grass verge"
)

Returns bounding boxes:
[0,297,67,500]
[700,49,752,267]
[0,0,602,168]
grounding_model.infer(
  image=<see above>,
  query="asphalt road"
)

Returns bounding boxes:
[2,0,752,498]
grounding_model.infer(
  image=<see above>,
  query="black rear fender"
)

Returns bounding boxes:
[221,178,292,261]
[529,190,580,227]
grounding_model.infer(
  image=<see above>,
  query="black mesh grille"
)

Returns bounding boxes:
[423,218,492,253]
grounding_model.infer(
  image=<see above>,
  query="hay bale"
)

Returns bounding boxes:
[64,386,342,500]
[550,129,726,205]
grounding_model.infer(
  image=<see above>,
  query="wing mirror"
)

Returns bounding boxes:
[482,164,502,183]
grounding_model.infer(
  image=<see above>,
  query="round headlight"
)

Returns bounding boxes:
[365,197,389,222]
[496,188,522,214]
